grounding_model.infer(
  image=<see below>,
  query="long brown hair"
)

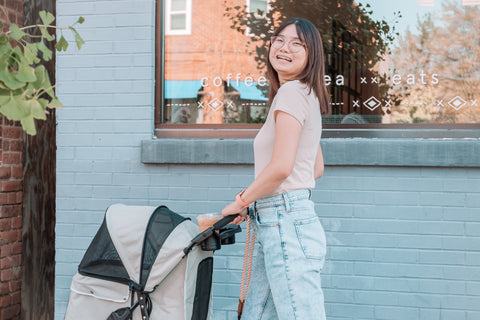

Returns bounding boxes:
[267,18,331,115]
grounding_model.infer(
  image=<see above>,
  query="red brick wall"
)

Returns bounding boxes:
[0,1,24,319]
[164,0,267,123]
[165,0,262,81]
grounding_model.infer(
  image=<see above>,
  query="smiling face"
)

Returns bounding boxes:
[268,24,308,86]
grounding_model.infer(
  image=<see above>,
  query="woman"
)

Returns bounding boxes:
[221,17,330,319]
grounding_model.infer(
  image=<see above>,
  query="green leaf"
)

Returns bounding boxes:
[75,33,85,50]
[69,27,85,49]
[23,43,39,64]
[40,25,55,41]
[77,16,85,24]
[0,34,8,45]
[39,11,55,26]
[31,65,46,87]
[21,115,36,135]
[36,40,52,61]
[0,35,11,57]
[0,21,3,29]
[0,95,26,121]
[55,35,69,52]
[14,63,37,83]
[0,91,10,104]
[24,65,46,96]
[27,99,47,120]
[30,65,54,98]
[26,43,40,63]
[42,72,54,98]
[38,98,49,110]
[0,56,25,90]
[9,24,26,41]
[47,97,62,109]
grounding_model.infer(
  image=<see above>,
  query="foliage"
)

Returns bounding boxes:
[389,0,480,123]
[0,8,84,135]
[223,0,399,120]
[224,0,399,74]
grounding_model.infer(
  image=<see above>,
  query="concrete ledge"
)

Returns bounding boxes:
[141,138,480,167]
[321,138,480,167]
[141,139,254,164]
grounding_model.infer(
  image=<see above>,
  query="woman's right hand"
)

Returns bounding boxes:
[221,201,248,225]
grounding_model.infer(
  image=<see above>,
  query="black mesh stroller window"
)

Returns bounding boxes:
[78,218,131,284]
[140,206,188,285]
[78,205,189,289]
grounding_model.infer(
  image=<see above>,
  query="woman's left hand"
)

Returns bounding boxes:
[222,201,248,225]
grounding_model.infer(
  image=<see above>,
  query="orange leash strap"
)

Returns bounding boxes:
[238,218,255,320]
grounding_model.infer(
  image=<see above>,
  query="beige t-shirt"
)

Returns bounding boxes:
[253,80,322,195]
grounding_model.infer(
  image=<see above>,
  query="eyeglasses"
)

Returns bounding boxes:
[270,36,306,53]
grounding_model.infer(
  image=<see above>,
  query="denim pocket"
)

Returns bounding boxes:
[294,216,326,260]
[255,207,279,227]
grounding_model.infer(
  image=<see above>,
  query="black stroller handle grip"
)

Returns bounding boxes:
[183,214,240,255]
[213,214,239,230]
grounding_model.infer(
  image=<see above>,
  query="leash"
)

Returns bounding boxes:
[237,218,255,319]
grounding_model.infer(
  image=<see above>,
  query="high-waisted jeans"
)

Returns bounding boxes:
[242,189,327,320]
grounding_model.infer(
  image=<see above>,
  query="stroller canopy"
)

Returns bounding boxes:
[78,204,193,291]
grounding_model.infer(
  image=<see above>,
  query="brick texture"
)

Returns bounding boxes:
[0,120,24,320]
[0,2,24,319]
[54,1,480,320]
[165,0,262,81]
[164,0,266,124]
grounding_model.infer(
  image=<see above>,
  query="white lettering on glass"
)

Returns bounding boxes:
[325,75,331,86]
[258,76,267,86]
[198,72,440,88]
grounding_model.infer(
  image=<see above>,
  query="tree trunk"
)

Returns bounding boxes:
[21,0,56,319]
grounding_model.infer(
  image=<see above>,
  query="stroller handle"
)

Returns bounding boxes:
[183,214,240,254]
[213,214,239,230]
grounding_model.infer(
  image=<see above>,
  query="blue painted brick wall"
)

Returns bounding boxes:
[55,1,480,319]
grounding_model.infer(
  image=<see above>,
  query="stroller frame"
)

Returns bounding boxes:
[65,204,239,320]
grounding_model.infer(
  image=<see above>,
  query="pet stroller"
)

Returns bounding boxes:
[65,204,240,320]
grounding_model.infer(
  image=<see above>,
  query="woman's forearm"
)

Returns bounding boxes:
[239,161,290,205]
[221,160,289,222]
[314,144,324,179]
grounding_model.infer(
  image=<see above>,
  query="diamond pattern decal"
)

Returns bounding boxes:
[448,96,467,110]
[363,96,381,111]
[207,98,224,111]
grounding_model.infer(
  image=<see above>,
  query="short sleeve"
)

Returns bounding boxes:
[272,81,310,126]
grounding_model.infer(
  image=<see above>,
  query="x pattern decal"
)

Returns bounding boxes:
[347,95,476,111]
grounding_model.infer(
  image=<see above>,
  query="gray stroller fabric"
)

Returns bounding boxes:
[65,204,213,320]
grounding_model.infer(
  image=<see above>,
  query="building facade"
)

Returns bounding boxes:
[55,0,480,319]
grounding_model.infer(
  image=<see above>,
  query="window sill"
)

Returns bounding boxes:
[141,137,480,167]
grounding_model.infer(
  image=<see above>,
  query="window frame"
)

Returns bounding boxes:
[154,0,480,139]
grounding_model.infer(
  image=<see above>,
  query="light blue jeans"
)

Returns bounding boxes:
[242,189,327,320]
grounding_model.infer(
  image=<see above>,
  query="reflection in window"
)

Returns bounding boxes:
[159,0,480,125]
[163,0,269,124]
[462,0,480,5]
[247,0,269,36]
[165,0,191,35]
[248,0,268,15]
[417,0,435,7]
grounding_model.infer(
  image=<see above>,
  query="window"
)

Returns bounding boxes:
[165,0,192,35]
[246,0,269,36]
[248,0,268,14]
[155,0,480,137]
